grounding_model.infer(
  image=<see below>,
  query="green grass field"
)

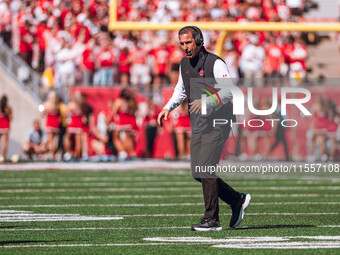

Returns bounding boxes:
[0,168,339,254]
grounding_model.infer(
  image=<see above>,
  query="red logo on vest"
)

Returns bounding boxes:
[199,70,204,76]
[185,71,189,74]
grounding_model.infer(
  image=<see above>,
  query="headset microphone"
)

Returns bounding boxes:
[186,46,201,56]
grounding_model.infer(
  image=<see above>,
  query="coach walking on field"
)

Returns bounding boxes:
[158,26,251,231]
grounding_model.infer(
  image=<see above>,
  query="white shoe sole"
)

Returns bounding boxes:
[192,226,222,231]
[231,194,251,228]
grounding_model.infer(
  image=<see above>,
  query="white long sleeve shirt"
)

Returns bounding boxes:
[164,59,234,112]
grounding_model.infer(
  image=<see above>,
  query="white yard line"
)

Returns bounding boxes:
[1,177,337,184]
[0,182,199,187]
[0,193,339,200]
[0,186,339,193]
[0,187,201,193]
[0,161,191,171]
[2,237,340,249]
[0,210,123,222]
[0,227,189,231]
[0,226,339,232]
[0,243,193,248]
[0,194,203,200]
[1,181,339,187]
[145,236,340,249]
[0,202,340,208]
[118,213,340,217]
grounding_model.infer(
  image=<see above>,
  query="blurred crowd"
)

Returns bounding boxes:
[0,89,191,162]
[0,0,337,163]
[0,0,311,95]
[0,89,339,163]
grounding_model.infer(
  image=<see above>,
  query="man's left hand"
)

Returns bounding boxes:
[189,99,202,114]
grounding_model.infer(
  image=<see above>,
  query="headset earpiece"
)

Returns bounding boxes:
[190,26,203,46]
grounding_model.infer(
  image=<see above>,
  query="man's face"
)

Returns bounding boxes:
[34,122,40,131]
[179,32,200,59]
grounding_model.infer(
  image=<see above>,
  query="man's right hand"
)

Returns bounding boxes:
[157,109,170,127]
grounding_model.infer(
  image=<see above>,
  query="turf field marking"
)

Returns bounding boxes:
[0,181,199,187]
[144,236,340,249]
[1,225,339,232]
[0,210,123,222]
[1,202,340,208]
[0,211,338,222]
[0,193,339,200]
[0,194,204,200]
[0,178,44,183]
[1,181,339,187]
[1,177,337,184]
[1,241,339,249]
[214,243,340,249]
[0,203,204,208]
[0,177,192,183]
[116,212,340,217]
[0,161,191,171]
[0,186,339,193]
[0,227,189,231]
[0,243,194,248]
[0,187,201,193]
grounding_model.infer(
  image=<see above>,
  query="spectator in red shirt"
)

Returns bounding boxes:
[169,44,183,85]
[283,34,308,79]
[130,43,151,91]
[74,13,91,43]
[81,38,96,85]
[34,14,48,72]
[118,47,131,86]
[96,35,115,86]
[150,42,170,91]
[19,20,34,67]
[264,34,284,86]
[275,0,291,22]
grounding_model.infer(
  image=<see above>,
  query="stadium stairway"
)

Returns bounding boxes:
[307,37,340,79]
[0,60,40,160]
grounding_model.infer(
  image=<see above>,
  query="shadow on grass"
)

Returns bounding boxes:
[0,226,21,229]
[235,225,316,230]
[0,240,78,246]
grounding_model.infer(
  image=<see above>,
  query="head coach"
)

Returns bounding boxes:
[157,26,251,231]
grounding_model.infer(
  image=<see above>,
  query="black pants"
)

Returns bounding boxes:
[145,125,157,157]
[270,129,289,161]
[191,126,241,220]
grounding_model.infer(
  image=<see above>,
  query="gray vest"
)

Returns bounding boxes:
[180,47,235,133]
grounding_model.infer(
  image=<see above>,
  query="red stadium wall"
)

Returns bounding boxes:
[71,86,340,160]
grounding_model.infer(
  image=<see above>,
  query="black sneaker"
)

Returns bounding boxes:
[191,218,222,231]
[229,193,251,228]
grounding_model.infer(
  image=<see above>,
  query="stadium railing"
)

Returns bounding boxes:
[0,38,42,103]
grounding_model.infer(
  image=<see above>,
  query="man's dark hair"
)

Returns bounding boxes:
[178,27,198,38]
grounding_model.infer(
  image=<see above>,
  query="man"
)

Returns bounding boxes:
[23,119,48,161]
[158,26,251,231]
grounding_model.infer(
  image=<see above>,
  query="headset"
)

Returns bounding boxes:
[179,26,204,46]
